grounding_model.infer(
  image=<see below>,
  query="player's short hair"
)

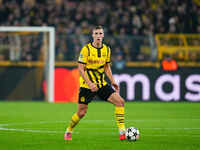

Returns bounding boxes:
[92,25,104,34]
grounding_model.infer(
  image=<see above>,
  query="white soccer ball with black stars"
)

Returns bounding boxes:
[125,127,140,141]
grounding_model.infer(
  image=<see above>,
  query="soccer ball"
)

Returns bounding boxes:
[125,127,140,141]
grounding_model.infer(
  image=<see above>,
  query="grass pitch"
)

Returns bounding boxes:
[0,101,200,150]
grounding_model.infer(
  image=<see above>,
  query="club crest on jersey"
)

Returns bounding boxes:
[102,52,106,57]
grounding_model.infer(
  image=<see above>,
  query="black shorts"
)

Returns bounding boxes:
[78,84,115,104]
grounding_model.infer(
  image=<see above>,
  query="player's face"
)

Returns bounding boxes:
[92,29,104,44]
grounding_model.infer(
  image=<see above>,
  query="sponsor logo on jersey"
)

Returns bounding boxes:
[88,59,105,64]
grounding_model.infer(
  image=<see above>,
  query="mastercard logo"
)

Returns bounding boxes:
[43,68,80,103]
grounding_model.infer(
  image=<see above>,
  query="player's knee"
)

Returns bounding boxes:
[116,98,125,107]
[78,108,87,118]
[121,98,125,106]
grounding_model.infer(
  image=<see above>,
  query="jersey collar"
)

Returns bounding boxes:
[91,42,103,49]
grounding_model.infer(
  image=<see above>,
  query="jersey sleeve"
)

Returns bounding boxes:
[106,47,111,63]
[78,46,88,64]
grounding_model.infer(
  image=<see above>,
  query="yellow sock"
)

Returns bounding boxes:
[66,113,80,132]
[115,106,126,132]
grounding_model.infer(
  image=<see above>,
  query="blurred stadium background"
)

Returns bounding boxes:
[0,0,200,102]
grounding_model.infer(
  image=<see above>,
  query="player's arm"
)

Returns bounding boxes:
[78,46,98,92]
[78,63,98,92]
[104,63,119,93]
[104,46,119,92]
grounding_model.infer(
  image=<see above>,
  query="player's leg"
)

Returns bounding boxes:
[65,87,95,141]
[97,85,126,140]
[67,104,88,132]
[107,92,126,140]
[65,104,88,140]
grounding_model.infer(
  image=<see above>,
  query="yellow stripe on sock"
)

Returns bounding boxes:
[67,113,80,132]
[115,107,124,114]
[115,107,125,132]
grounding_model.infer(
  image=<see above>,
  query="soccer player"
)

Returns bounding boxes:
[64,25,126,140]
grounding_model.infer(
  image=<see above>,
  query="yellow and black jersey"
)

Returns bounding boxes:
[78,43,111,89]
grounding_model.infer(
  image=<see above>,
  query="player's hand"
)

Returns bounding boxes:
[112,82,119,93]
[89,82,99,92]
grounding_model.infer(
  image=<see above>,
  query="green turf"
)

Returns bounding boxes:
[0,101,200,150]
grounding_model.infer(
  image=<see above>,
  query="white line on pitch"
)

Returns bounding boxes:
[0,127,62,133]
[1,127,200,137]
